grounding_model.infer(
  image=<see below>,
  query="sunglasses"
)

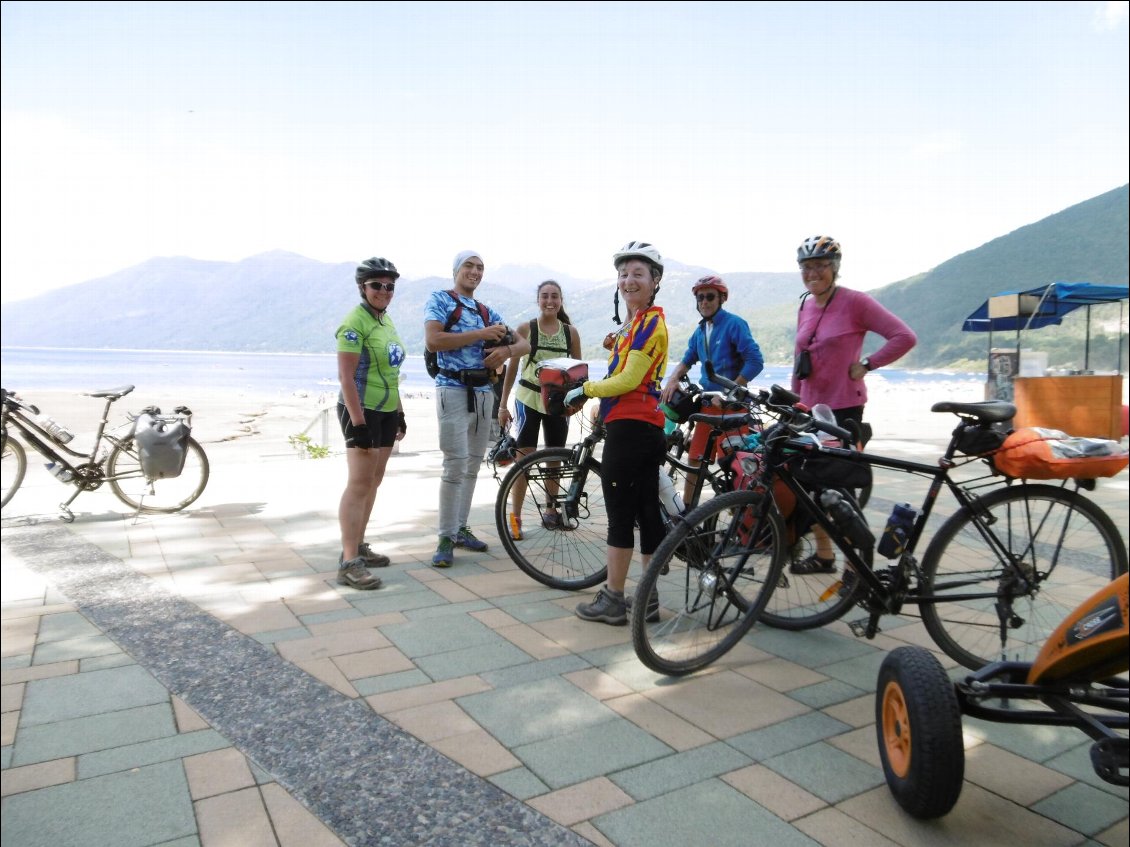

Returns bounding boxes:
[696,292,718,302]
[363,280,396,292]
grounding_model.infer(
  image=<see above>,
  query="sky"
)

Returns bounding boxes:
[1,1,1128,305]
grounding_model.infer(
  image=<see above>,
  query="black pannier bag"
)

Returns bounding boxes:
[133,412,191,479]
[786,449,873,491]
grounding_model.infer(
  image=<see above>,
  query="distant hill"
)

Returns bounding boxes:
[2,185,1126,371]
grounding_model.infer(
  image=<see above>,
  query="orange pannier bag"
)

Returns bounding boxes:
[993,427,1129,480]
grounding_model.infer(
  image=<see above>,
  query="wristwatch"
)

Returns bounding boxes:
[861,358,873,371]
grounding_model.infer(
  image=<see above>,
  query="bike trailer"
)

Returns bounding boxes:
[134,413,191,479]
[992,427,1129,480]
[536,358,589,417]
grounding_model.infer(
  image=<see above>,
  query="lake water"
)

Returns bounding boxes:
[0,346,982,398]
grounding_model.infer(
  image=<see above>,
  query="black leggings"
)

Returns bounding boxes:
[601,419,666,553]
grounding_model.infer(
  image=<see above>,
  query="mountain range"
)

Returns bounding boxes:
[2,185,1126,371]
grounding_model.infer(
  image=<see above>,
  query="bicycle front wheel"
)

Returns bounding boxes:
[920,483,1128,670]
[632,490,786,676]
[107,436,210,513]
[2,434,27,509]
[495,447,608,590]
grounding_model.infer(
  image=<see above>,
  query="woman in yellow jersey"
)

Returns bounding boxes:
[565,242,668,625]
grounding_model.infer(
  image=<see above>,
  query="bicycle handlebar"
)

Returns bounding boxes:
[701,365,856,445]
[1,389,40,417]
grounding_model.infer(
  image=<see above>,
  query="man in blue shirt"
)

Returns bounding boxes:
[424,250,530,567]
[659,275,764,506]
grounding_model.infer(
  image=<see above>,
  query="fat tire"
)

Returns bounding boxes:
[876,646,964,819]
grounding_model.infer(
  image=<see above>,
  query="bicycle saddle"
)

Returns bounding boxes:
[931,400,1015,423]
[84,385,136,400]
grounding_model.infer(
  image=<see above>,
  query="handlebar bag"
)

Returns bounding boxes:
[536,358,589,417]
[133,414,191,479]
[992,427,1129,480]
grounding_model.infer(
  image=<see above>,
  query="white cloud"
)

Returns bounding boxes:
[1094,0,1129,30]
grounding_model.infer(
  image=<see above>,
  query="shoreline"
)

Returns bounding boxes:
[6,374,992,460]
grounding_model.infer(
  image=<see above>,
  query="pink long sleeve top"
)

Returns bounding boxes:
[791,286,917,410]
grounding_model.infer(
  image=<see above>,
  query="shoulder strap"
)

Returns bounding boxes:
[443,290,464,331]
[442,290,492,331]
[528,319,539,359]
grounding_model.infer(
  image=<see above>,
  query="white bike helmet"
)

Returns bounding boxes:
[796,236,842,263]
[611,241,664,323]
[613,241,664,277]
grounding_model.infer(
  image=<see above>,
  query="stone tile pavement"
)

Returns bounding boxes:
[3,432,1127,847]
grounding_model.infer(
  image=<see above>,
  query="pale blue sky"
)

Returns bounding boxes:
[2,0,1127,303]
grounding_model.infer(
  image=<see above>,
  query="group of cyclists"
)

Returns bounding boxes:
[331,237,916,616]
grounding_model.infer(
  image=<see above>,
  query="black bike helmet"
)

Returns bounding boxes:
[487,431,519,469]
[356,257,400,283]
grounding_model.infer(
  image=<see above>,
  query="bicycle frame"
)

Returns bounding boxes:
[766,442,998,623]
[4,396,127,476]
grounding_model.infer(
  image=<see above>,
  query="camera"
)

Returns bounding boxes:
[483,325,515,350]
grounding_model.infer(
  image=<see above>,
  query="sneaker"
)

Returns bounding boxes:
[541,511,561,530]
[575,587,628,625]
[790,554,836,575]
[454,526,488,552]
[625,589,661,623]
[432,536,455,568]
[358,542,391,568]
[507,512,523,541]
[337,558,382,590]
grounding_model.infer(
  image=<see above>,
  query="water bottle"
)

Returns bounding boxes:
[878,503,918,559]
[37,415,75,444]
[45,462,74,483]
[820,489,874,550]
[658,469,684,516]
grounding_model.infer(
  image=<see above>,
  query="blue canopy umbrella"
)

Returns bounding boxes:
[963,282,1128,371]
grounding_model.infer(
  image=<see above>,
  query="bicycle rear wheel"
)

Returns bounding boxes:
[760,510,860,631]
[2,434,27,509]
[920,484,1128,670]
[632,490,785,676]
[495,447,608,590]
[107,436,210,513]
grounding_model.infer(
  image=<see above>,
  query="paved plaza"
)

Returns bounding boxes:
[3,418,1127,847]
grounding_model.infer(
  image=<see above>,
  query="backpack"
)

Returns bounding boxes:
[425,290,492,379]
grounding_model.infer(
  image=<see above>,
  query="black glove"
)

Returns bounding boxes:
[346,422,373,449]
[396,411,407,436]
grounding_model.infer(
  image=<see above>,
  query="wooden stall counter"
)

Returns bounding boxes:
[1012,375,1125,440]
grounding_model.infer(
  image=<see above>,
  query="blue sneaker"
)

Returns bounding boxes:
[432,536,455,568]
[454,526,488,552]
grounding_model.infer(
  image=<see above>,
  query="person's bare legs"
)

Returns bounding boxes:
[339,445,392,560]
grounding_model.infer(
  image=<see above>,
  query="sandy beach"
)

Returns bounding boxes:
[4,373,993,466]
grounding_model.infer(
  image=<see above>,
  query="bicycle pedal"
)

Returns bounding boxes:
[848,617,880,638]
